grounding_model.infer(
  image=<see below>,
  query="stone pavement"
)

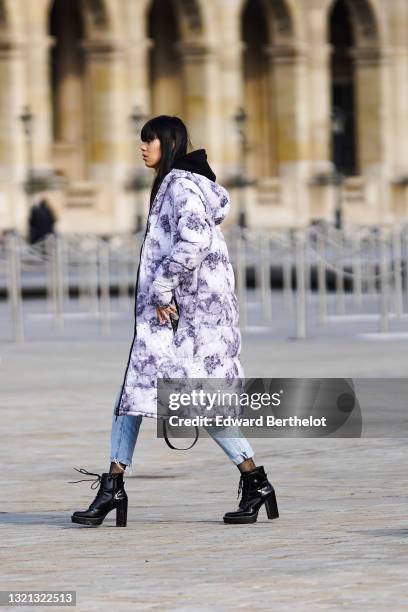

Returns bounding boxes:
[0,301,407,611]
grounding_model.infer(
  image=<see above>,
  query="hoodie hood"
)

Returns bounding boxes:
[171,148,216,182]
[170,150,230,225]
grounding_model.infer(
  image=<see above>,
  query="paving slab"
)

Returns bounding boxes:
[0,300,407,611]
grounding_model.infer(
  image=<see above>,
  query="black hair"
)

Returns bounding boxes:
[140,115,193,208]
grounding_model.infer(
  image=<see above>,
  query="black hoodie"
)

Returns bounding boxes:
[171,148,216,182]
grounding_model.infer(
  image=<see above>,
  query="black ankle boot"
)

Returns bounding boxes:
[69,468,128,527]
[223,465,279,524]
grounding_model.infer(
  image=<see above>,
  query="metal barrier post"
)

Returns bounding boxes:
[117,240,130,311]
[283,229,294,312]
[368,229,378,296]
[89,236,99,316]
[260,231,272,323]
[236,228,247,329]
[352,228,363,306]
[335,229,346,315]
[99,237,111,336]
[305,233,312,304]
[44,234,55,314]
[78,239,90,311]
[403,226,408,308]
[295,229,307,339]
[316,230,327,326]
[379,227,390,333]
[392,224,403,319]
[54,233,64,331]
[6,233,24,343]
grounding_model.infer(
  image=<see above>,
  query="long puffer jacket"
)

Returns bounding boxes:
[115,150,244,418]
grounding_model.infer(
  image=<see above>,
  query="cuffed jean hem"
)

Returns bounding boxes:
[110,389,142,476]
[110,457,130,471]
[110,388,255,469]
[210,448,255,466]
[203,424,255,466]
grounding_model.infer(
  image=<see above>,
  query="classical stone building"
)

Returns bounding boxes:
[0,0,407,235]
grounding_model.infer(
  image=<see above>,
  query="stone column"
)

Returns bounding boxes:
[52,11,84,144]
[82,37,130,186]
[264,44,310,225]
[0,36,25,180]
[0,36,27,229]
[352,47,385,175]
[264,44,309,171]
[218,42,245,178]
[307,43,333,174]
[126,0,153,114]
[301,41,337,225]
[388,43,408,219]
[387,0,408,178]
[390,47,408,176]
[127,37,153,115]
[352,47,393,223]
[26,39,53,178]
[175,41,220,164]
[25,31,54,177]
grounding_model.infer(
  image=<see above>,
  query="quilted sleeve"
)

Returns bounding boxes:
[148,178,212,308]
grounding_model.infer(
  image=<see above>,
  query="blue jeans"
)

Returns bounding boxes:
[110,388,255,472]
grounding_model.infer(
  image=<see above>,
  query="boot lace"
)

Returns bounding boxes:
[237,474,244,499]
[237,472,257,502]
[68,467,102,489]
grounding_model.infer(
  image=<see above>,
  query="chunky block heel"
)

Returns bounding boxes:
[116,497,128,527]
[69,468,128,527]
[265,490,279,519]
[223,466,279,524]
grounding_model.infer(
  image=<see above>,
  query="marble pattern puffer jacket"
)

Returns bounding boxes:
[115,167,244,418]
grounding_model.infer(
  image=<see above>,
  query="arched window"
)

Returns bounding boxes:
[328,0,381,176]
[240,0,298,182]
[241,0,273,179]
[49,0,86,179]
[330,0,357,176]
[148,0,183,117]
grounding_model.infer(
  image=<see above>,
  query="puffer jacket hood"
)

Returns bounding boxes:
[171,148,216,181]
[170,150,230,226]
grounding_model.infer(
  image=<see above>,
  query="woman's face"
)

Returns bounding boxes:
[140,137,161,171]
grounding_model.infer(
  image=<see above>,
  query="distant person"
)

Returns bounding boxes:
[28,198,56,244]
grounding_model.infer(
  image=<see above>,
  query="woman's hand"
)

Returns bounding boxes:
[155,303,178,325]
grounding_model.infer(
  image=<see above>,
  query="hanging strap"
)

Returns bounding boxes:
[162,419,199,450]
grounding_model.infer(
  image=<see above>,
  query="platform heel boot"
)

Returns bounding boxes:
[223,465,279,524]
[69,468,128,527]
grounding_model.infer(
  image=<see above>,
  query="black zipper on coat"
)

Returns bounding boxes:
[114,174,175,420]
[170,294,180,333]
[114,217,152,421]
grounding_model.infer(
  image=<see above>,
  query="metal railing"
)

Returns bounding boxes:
[1,224,408,342]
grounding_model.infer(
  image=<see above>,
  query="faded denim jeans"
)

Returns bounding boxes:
[110,388,254,473]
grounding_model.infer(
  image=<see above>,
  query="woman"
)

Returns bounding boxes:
[70,115,279,527]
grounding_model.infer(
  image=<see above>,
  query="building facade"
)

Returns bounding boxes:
[0,0,408,235]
